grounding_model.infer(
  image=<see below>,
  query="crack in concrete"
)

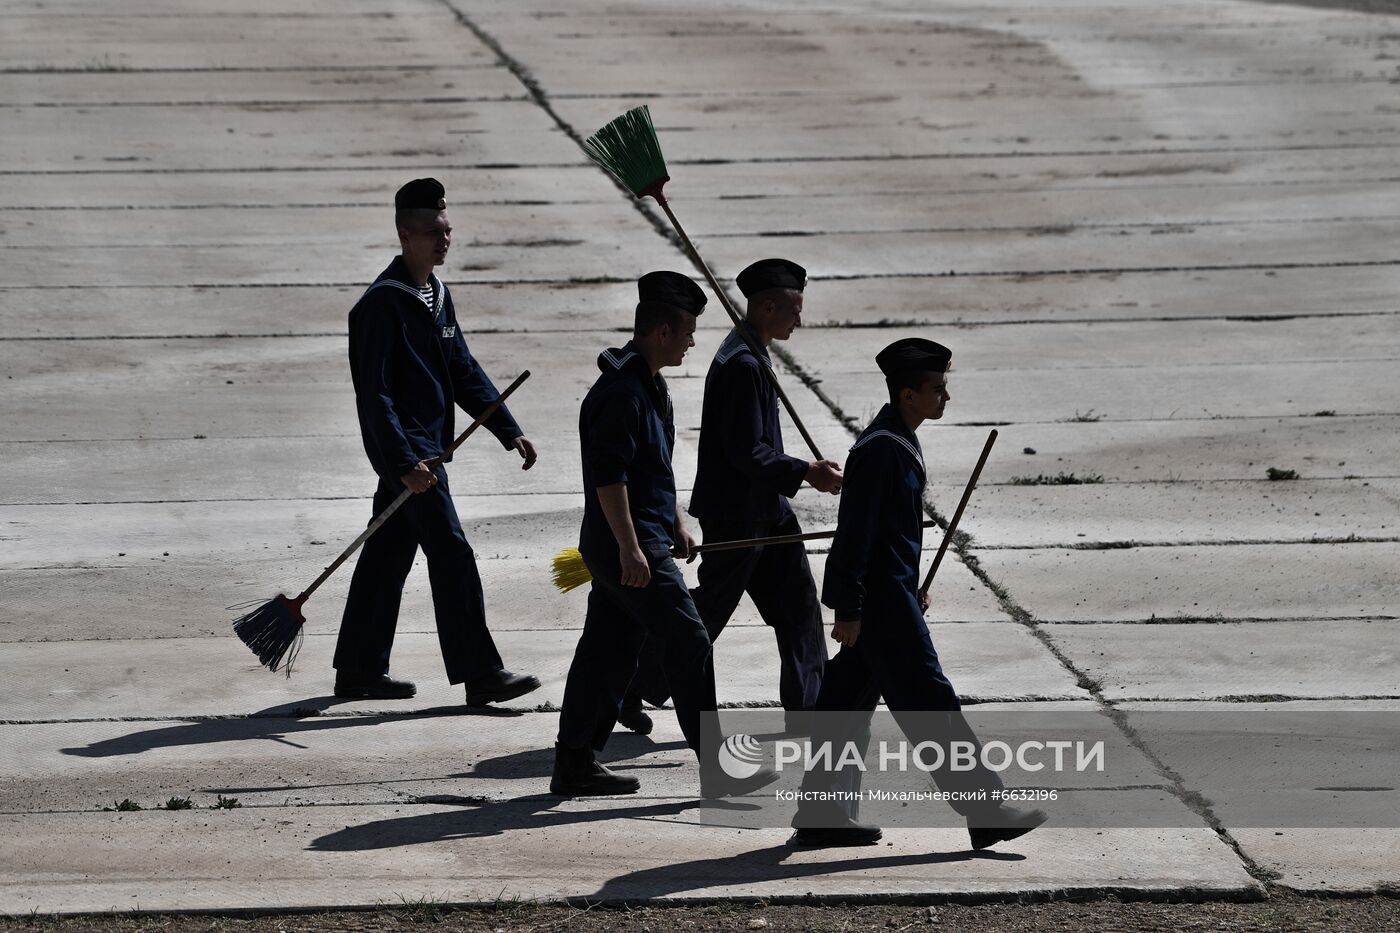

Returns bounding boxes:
[981,537,1400,551]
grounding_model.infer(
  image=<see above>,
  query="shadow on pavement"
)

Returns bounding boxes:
[59,697,518,758]
[309,794,1021,899]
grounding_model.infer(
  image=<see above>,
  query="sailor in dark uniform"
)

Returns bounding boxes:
[334,177,541,706]
[621,259,840,735]
[789,338,1047,850]
[551,271,778,799]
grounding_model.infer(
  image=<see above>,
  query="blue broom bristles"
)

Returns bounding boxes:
[231,594,305,675]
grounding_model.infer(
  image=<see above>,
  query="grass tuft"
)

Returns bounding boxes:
[1266,467,1299,481]
[1009,472,1104,486]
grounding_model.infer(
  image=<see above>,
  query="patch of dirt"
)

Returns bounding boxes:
[7,894,1400,933]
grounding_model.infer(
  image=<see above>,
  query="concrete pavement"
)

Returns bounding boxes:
[2,0,1398,913]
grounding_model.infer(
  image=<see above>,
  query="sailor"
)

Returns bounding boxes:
[621,258,839,735]
[551,271,778,799]
[333,177,541,706]
[789,337,1047,850]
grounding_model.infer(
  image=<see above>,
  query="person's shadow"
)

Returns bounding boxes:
[308,793,1023,900]
[59,696,523,758]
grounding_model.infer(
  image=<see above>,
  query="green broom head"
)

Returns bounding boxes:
[231,593,306,675]
[551,547,593,593]
[582,105,670,201]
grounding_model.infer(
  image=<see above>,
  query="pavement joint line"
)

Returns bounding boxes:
[2,784,1187,818]
[0,64,505,75]
[9,257,1395,287]
[11,177,1400,211]
[7,96,531,108]
[702,214,1400,237]
[9,140,1400,178]
[4,310,1399,343]
[978,537,1400,551]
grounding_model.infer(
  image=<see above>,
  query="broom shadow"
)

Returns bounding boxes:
[58,698,522,759]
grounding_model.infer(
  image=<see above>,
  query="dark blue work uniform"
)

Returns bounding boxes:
[794,404,1004,824]
[557,342,718,753]
[630,326,826,712]
[334,255,523,685]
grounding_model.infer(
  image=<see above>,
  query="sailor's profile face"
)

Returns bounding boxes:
[911,372,951,421]
[660,312,698,367]
[399,210,452,266]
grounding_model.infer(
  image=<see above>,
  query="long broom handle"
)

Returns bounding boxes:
[652,194,825,461]
[695,518,939,555]
[919,429,997,598]
[297,370,531,601]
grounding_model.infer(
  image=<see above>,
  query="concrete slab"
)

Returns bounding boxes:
[0,8,486,71]
[789,357,1400,425]
[4,699,1124,812]
[0,165,614,211]
[1,65,527,107]
[0,203,673,287]
[667,145,1400,201]
[901,416,1400,485]
[666,184,1400,238]
[1045,620,1400,699]
[0,101,571,173]
[798,266,1400,325]
[0,809,1257,912]
[0,532,1009,642]
[0,281,644,339]
[0,621,1083,723]
[966,478,1400,547]
[788,316,1400,374]
[977,541,1400,622]
[1119,700,1400,892]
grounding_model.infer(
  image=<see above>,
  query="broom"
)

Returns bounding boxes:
[581,105,824,461]
[551,519,941,594]
[919,429,997,599]
[231,370,531,674]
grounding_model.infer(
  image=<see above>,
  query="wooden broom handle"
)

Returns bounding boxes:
[652,194,825,461]
[695,518,938,555]
[919,429,997,597]
[297,370,531,601]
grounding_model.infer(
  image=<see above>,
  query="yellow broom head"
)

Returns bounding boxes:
[551,547,593,593]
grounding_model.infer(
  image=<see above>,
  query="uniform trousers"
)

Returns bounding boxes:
[793,599,1004,826]
[557,554,718,753]
[334,466,504,685]
[629,510,827,711]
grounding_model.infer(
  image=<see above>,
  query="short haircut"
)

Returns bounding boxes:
[745,287,801,314]
[887,369,939,408]
[395,207,442,232]
[634,300,692,338]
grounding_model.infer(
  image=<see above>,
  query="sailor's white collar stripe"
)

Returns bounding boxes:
[431,274,445,315]
[714,329,772,368]
[368,278,435,310]
[601,348,638,370]
[850,429,926,475]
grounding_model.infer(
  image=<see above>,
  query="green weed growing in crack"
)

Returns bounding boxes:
[1266,467,1299,481]
[102,798,142,812]
[1009,472,1104,485]
[487,889,542,916]
[396,893,452,923]
[161,796,194,811]
[210,795,242,809]
[1059,409,1104,422]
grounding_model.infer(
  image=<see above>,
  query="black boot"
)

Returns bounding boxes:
[616,691,654,735]
[465,669,541,706]
[789,818,884,847]
[333,671,416,699]
[550,743,641,796]
[967,804,1048,850]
